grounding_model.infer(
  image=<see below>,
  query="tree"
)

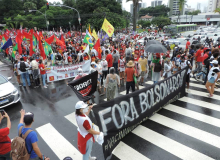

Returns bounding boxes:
[137,20,151,29]
[139,5,170,17]
[214,8,220,14]
[151,16,171,28]
[122,10,132,28]
[188,10,201,15]
[126,0,141,31]
[177,0,186,24]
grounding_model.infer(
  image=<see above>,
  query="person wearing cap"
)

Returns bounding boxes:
[17,109,50,160]
[75,101,102,160]
[74,68,88,80]
[90,62,97,73]
[125,61,137,94]
[0,111,12,160]
[205,60,220,97]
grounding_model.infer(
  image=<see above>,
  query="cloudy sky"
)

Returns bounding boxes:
[48,0,208,12]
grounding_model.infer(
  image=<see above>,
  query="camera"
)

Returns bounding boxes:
[0,109,5,116]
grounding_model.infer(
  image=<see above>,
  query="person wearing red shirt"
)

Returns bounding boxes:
[125,61,137,94]
[186,39,190,50]
[105,50,113,73]
[202,49,211,65]
[39,60,47,88]
[75,101,102,160]
[0,111,11,160]
[192,45,204,76]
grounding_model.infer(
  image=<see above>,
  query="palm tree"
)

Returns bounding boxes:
[177,0,186,24]
[126,0,141,31]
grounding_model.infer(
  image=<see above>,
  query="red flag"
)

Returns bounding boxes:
[16,34,22,55]
[3,34,9,41]
[39,39,46,60]
[55,36,65,47]
[60,35,65,45]
[23,32,31,39]
[45,35,55,45]
[94,39,102,60]
[29,29,34,56]
[39,31,43,39]
[0,35,2,40]
[67,31,71,38]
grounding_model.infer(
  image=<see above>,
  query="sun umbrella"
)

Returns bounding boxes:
[145,44,167,53]
[145,40,161,46]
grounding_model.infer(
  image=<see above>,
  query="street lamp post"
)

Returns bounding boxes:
[51,5,81,39]
[29,10,48,31]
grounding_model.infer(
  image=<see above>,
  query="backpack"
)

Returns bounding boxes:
[19,62,26,72]
[204,56,210,68]
[11,126,33,160]
[154,63,162,72]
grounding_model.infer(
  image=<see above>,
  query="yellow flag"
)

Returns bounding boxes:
[92,29,98,40]
[101,18,114,37]
[89,24,92,35]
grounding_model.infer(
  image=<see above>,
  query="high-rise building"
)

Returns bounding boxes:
[168,0,184,16]
[151,0,163,7]
[130,3,143,15]
[217,0,220,8]
[141,3,147,8]
[207,0,217,12]
[197,3,201,10]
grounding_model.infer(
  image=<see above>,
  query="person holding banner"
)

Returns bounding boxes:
[75,101,102,160]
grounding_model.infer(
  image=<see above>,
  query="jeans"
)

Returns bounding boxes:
[153,81,158,84]
[126,81,135,94]
[0,151,11,160]
[193,62,202,74]
[113,63,118,74]
[83,138,93,160]
[41,74,46,86]
[20,71,31,87]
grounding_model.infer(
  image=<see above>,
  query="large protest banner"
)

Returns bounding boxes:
[93,67,188,160]
[46,60,90,82]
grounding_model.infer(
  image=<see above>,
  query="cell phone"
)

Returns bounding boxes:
[0,110,5,116]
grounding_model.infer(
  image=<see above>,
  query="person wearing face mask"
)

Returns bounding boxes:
[91,53,96,62]
[192,45,204,77]
[74,68,87,80]
[75,101,103,160]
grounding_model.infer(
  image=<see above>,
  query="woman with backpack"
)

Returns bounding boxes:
[151,55,162,84]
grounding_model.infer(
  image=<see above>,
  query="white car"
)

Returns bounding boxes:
[0,75,20,108]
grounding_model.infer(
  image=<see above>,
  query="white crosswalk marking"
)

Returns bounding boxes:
[112,142,151,160]
[132,125,214,160]
[164,104,220,128]
[188,89,220,100]
[179,97,220,112]
[0,61,3,65]
[36,123,82,160]
[150,113,220,149]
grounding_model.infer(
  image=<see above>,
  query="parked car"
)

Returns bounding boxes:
[0,74,20,108]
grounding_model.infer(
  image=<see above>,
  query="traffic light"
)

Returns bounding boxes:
[46,2,49,9]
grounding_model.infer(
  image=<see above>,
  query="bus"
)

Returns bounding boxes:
[164,24,197,35]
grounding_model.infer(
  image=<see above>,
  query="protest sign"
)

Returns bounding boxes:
[93,67,188,160]
[68,71,98,102]
[46,60,90,82]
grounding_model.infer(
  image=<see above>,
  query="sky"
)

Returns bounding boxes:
[48,0,209,12]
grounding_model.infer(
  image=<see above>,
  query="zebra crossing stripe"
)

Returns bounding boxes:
[132,125,214,160]
[179,97,220,112]
[164,104,220,128]
[188,89,220,100]
[150,113,220,149]
[36,123,82,160]
[112,142,151,160]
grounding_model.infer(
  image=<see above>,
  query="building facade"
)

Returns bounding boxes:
[168,0,184,16]
[151,0,163,7]
[130,3,142,15]
[207,0,217,12]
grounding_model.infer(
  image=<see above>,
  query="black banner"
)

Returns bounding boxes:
[68,71,98,102]
[93,67,188,160]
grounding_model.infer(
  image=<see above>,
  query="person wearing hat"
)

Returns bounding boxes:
[75,101,102,160]
[205,60,220,97]
[17,109,50,160]
[125,61,137,94]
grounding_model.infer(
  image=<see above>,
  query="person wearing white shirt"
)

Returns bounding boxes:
[100,57,108,85]
[17,58,31,87]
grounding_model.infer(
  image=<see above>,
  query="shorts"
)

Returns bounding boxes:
[173,67,178,72]
[140,71,145,77]
[208,77,215,84]
[119,67,125,72]
[186,74,190,83]
[148,60,151,65]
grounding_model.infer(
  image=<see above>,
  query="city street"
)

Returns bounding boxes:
[1,58,220,160]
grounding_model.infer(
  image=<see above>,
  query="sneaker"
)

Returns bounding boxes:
[89,156,97,160]
[19,84,22,86]
[44,86,47,88]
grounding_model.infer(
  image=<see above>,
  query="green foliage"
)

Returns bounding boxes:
[214,8,220,14]
[139,5,170,17]
[178,0,186,12]
[187,10,201,15]
[137,20,151,29]
[151,16,171,28]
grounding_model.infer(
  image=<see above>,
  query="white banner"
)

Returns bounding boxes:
[46,60,91,82]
